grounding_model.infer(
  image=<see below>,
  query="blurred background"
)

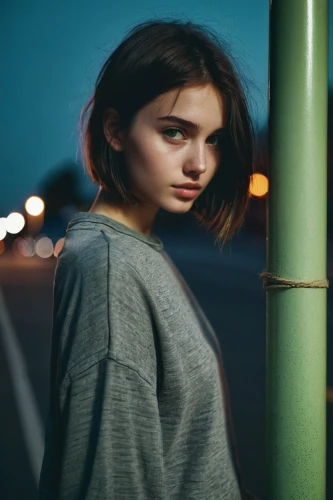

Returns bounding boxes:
[0,1,332,499]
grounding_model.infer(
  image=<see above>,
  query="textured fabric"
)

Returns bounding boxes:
[39,211,242,500]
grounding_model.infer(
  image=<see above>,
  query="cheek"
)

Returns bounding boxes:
[127,135,171,179]
[210,150,222,173]
[127,131,160,165]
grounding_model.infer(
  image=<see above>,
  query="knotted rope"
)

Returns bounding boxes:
[260,271,329,290]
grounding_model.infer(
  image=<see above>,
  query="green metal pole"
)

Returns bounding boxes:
[266,0,328,499]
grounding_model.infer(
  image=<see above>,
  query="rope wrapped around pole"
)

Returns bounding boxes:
[260,271,329,290]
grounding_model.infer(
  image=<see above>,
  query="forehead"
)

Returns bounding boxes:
[146,84,225,130]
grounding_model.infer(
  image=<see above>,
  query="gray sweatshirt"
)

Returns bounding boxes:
[39,211,243,500]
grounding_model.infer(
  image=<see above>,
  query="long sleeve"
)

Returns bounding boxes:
[46,356,168,500]
[39,231,168,499]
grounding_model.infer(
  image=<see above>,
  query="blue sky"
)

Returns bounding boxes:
[1,0,332,214]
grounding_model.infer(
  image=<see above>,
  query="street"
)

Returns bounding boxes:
[0,229,332,499]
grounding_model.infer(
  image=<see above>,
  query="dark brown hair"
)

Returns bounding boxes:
[79,19,255,244]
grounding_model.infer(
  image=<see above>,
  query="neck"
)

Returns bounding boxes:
[89,187,158,236]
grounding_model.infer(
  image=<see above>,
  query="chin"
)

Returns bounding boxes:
[161,200,194,214]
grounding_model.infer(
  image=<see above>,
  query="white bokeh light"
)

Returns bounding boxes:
[36,237,54,258]
[0,217,7,240]
[18,237,36,257]
[0,226,6,240]
[25,196,45,216]
[5,213,25,234]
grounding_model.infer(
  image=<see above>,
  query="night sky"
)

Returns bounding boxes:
[1,0,332,215]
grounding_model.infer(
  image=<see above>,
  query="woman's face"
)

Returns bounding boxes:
[111,83,225,215]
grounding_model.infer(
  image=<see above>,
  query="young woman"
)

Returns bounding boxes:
[39,19,256,500]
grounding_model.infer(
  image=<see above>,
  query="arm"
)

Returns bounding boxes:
[56,357,168,500]
[39,237,168,499]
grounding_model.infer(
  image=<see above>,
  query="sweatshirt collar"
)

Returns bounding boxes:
[67,211,163,252]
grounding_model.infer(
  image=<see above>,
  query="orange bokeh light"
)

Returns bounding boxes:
[54,237,65,257]
[250,173,269,198]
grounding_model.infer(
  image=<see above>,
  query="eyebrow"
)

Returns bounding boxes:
[157,115,225,134]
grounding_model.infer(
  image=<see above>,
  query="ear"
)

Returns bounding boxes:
[103,108,126,152]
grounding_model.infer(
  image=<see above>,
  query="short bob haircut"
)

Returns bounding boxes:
[80,19,255,244]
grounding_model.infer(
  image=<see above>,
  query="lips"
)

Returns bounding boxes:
[173,183,201,189]
[172,186,201,200]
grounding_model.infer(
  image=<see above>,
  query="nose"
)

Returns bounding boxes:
[183,141,207,176]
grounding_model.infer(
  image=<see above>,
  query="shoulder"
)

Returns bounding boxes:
[56,225,142,286]
[57,227,108,277]
[53,229,154,352]
[53,226,158,382]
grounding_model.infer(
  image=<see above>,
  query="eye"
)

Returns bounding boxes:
[163,128,185,140]
[206,134,223,147]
